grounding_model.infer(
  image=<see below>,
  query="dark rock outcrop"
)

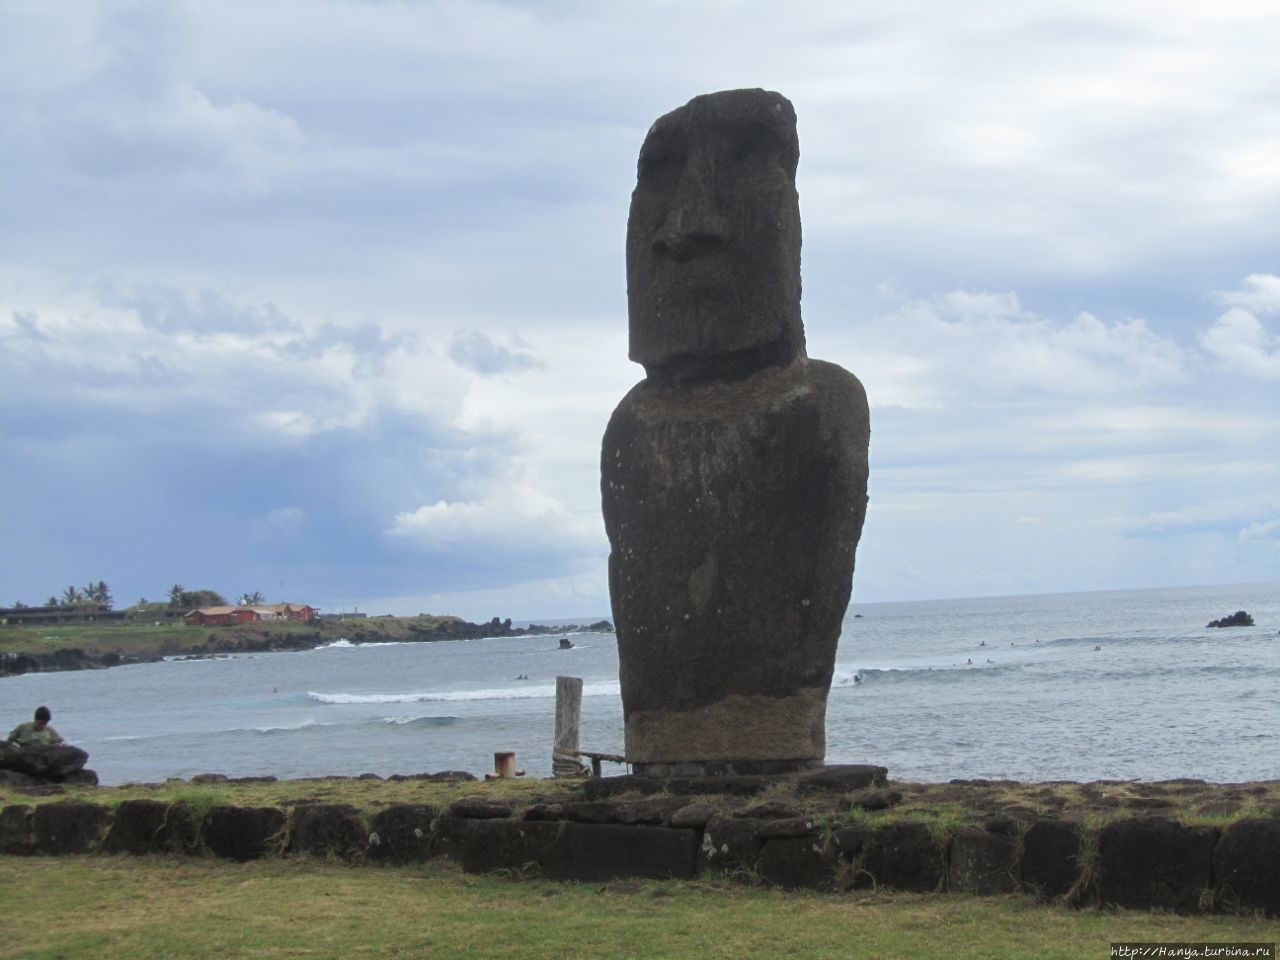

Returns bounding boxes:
[602,88,870,774]
[1206,611,1254,628]
[0,743,90,783]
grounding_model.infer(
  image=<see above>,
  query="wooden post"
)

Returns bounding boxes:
[552,675,585,777]
[493,751,516,778]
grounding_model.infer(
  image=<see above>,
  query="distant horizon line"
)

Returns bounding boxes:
[360,577,1278,624]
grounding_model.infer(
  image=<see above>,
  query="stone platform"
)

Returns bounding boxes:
[2,768,1279,917]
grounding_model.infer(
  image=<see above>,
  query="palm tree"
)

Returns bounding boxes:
[45,595,59,608]
[168,584,185,607]
[61,585,84,606]
[88,581,113,608]
[239,591,265,606]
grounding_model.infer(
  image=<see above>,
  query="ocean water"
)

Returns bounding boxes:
[3,582,1277,786]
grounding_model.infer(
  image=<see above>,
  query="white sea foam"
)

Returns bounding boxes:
[319,639,404,649]
[212,719,331,735]
[377,715,461,728]
[307,681,621,705]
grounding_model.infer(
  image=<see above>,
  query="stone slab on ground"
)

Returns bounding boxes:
[368,804,439,864]
[289,803,367,861]
[1021,819,1082,900]
[32,800,110,855]
[102,799,197,855]
[1099,817,1217,913]
[201,805,286,862]
[757,835,838,891]
[948,826,1019,895]
[1213,818,1280,917]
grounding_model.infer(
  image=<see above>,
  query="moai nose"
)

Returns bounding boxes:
[653,157,728,261]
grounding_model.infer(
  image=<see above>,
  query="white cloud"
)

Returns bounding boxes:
[832,290,1188,409]
[1216,273,1280,314]
[1239,518,1280,543]
[1118,498,1280,536]
[0,281,473,446]
[448,331,541,377]
[1202,274,1280,385]
[386,467,604,557]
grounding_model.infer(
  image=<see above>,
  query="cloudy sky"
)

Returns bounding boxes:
[2,1,1278,620]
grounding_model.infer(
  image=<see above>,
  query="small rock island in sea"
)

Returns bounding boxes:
[1206,610,1254,628]
[602,89,870,777]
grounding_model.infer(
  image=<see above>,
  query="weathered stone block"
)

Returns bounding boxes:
[368,804,439,864]
[757,836,838,891]
[698,815,765,874]
[581,775,664,800]
[1020,819,1081,900]
[669,802,716,829]
[617,797,694,825]
[0,804,34,855]
[1098,818,1216,912]
[948,826,1018,895]
[289,803,367,861]
[758,817,814,840]
[796,765,888,795]
[1213,818,1280,917]
[559,801,621,824]
[849,821,944,892]
[449,797,517,820]
[434,818,561,875]
[534,823,698,882]
[32,800,111,855]
[201,805,286,862]
[102,800,198,855]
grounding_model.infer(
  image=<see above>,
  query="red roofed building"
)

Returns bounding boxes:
[184,603,317,626]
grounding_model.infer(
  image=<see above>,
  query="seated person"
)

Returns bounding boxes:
[7,706,66,747]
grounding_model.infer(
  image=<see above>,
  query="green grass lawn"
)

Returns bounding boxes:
[1,856,1274,960]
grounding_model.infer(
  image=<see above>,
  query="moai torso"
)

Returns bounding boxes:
[601,89,869,776]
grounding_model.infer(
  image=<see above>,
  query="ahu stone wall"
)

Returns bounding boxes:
[2,770,1279,917]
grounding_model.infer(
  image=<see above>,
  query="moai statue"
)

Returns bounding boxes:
[601,89,871,777]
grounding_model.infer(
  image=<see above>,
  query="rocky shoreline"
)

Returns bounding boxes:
[0,616,613,678]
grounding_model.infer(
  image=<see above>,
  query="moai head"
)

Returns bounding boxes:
[626,89,807,381]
